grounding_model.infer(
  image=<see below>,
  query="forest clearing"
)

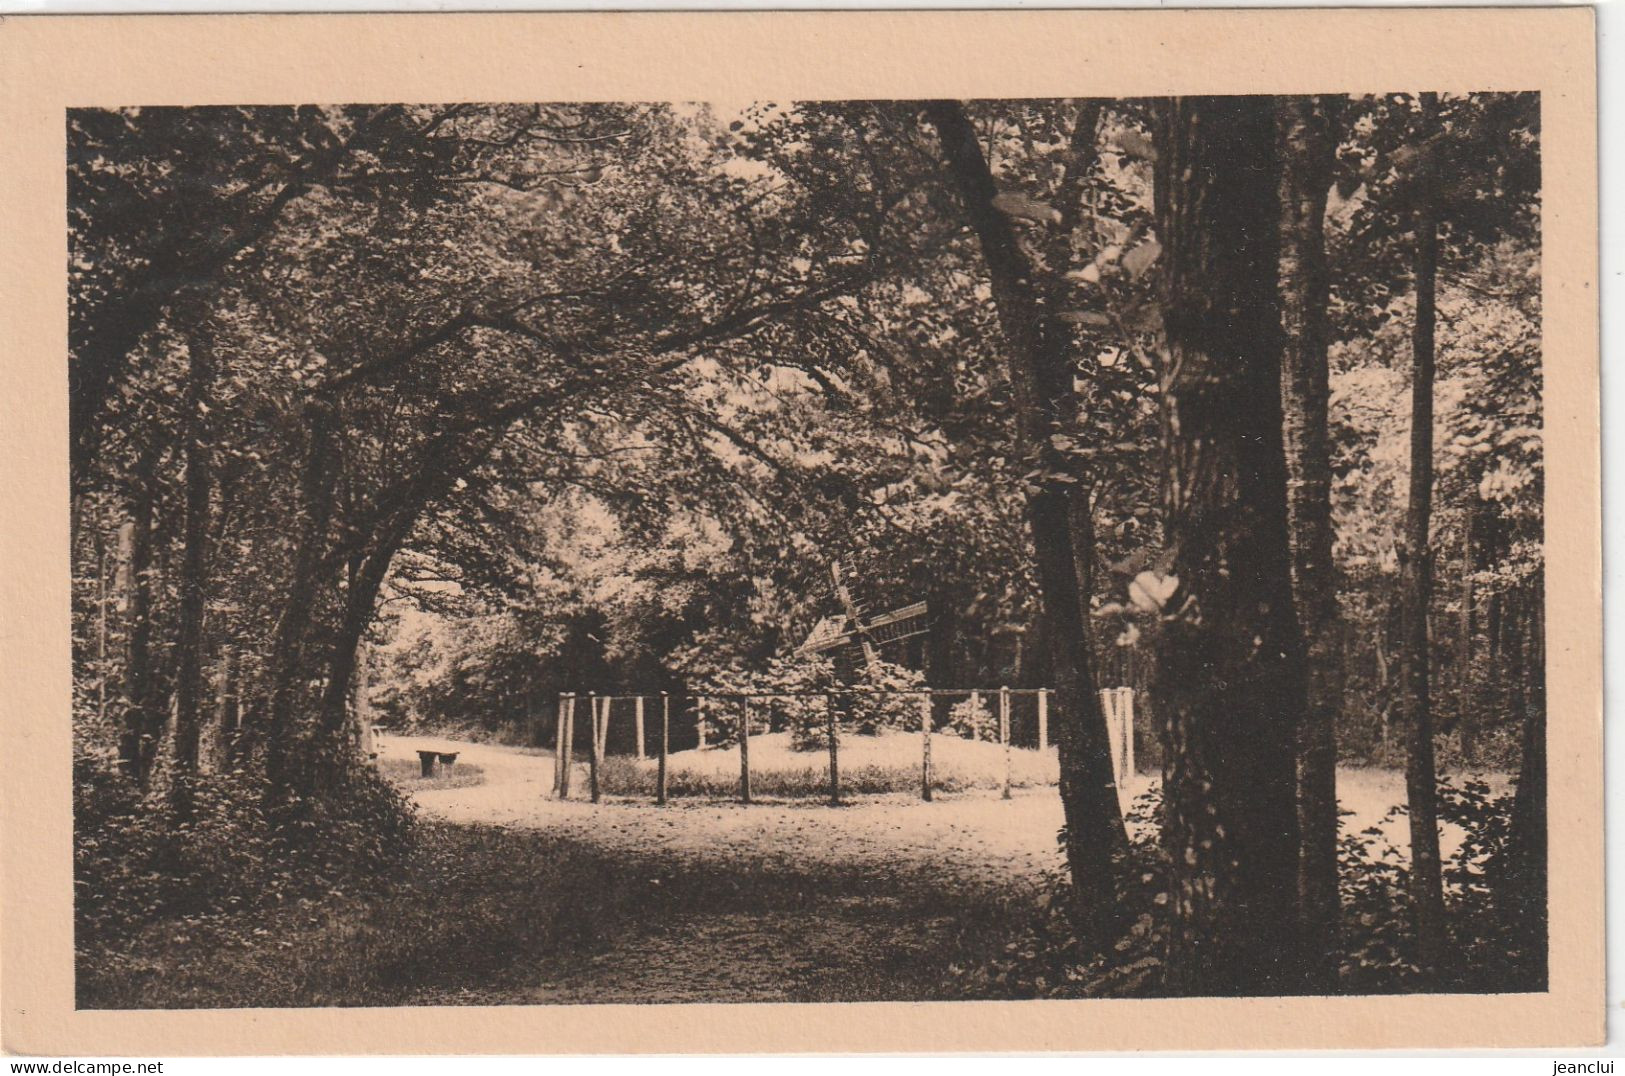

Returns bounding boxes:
[375,732,1502,869]
[78,729,1508,1008]
[70,92,1545,1005]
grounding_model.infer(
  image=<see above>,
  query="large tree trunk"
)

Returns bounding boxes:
[262,405,341,800]
[1510,572,1546,985]
[312,430,497,781]
[1152,95,1307,996]
[313,538,401,782]
[1275,94,1344,989]
[1399,92,1448,978]
[926,100,1129,937]
[1510,583,1530,720]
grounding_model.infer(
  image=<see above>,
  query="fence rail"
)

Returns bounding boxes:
[545,686,1137,809]
[575,688,1053,701]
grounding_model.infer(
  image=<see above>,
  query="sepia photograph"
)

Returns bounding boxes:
[0,7,1601,1057]
[65,90,1549,1007]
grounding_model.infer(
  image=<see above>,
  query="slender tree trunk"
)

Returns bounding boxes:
[169,318,217,811]
[926,585,960,731]
[1375,621,1390,696]
[118,443,161,786]
[1486,588,1504,723]
[211,647,235,771]
[1275,94,1344,989]
[926,99,1129,937]
[313,432,492,777]
[353,637,374,758]
[1458,527,1477,765]
[1399,92,1449,978]
[96,533,109,727]
[1152,95,1308,996]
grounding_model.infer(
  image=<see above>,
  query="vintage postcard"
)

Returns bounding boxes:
[0,7,1601,1055]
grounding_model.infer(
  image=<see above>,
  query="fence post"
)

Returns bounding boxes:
[1109,688,1122,781]
[560,694,576,799]
[588,693,601,803]
[635,696,646,760]
[698,696,708,750]
[1037,688,1049,752]
[1120,687,1136,779]
[971,689,983,740]
[1103,688,1120,784]
[554,694,567,796]
[1000,685,1012,800]
[657,692,669,805]
[919,692,933,802]
[595,695,609,760]
[739,698,752,804]
[826,693,841,806]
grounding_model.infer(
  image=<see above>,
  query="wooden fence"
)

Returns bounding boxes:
[548,687,1137,807]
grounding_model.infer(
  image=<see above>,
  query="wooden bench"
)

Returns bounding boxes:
[416,749,460,777]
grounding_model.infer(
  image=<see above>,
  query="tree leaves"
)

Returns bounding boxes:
[991,191,1062,225]
[1127,571,1178,614]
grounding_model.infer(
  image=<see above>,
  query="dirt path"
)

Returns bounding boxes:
[379,733,1088,895]
[377,734,1498,1003]
[379,733,1079,1002]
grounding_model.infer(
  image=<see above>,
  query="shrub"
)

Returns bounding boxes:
[694,656,835,748]
[945,775,1545,998]
[1437,776,1545,990]
[789,660,926,748]
[943,787,1168,999]
[689,656,927,751]
[73,752,286,944]
[1336,805,1422,991]
[945,693,996,741]
[1339,776,1545,993]
[74,751,416,951]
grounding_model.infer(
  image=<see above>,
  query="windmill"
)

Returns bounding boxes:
[795,560,929,672]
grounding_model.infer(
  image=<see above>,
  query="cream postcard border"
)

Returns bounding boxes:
[0,8,1600,1054]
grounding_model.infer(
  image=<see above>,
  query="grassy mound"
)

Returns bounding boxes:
[598,729,1059,799]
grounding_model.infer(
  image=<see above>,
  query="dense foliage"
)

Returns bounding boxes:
[71,94,1542,997]
[944,777,1543,998]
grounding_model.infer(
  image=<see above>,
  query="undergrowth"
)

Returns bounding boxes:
[943,777,1546,998]
[76,819,1021,1008]
[74,751,414,962]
